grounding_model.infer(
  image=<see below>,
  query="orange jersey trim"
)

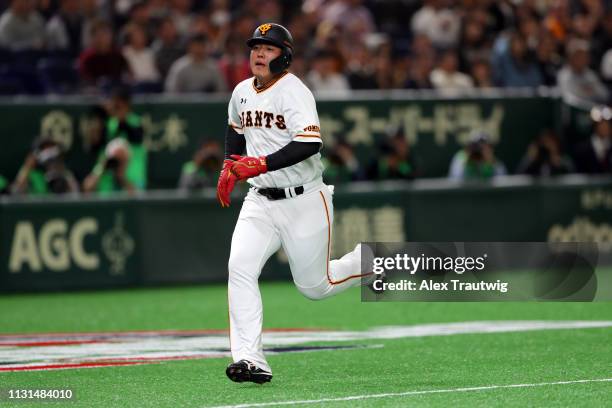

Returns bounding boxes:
[252,71,289,93]
[294,134,321,139]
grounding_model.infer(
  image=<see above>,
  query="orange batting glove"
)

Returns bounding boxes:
[229,154,268,180]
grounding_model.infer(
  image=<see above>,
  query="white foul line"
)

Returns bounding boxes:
[208,378,612,408]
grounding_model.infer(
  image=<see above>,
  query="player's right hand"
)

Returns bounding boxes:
[217,159,238,207]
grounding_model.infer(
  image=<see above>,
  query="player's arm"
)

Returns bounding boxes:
[229,141,319,179]
[230,141,320,178]
[266,141,320,170]
[224,125,246,159]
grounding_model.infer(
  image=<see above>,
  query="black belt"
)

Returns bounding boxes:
[257,186,304,200]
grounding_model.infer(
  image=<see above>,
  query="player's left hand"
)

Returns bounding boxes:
[229,155,268,180]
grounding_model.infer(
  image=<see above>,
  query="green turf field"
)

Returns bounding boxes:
[1,282,611,407]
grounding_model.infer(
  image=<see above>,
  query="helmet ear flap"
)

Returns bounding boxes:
[284,47,293,66]
[268,48,292,74]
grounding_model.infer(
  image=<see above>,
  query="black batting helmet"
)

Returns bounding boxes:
[246,23,294,74]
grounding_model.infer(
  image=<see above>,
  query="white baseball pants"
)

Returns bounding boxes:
[227,182,368,373]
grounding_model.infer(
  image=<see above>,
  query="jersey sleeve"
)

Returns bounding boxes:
[281,83,322,143]
[227,87,244,135]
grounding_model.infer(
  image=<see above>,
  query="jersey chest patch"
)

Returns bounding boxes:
[239,110,286,130]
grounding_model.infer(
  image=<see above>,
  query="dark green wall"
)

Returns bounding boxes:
[2,177,611,292]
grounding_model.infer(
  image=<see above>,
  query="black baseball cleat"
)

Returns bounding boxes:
[226,360,272,384]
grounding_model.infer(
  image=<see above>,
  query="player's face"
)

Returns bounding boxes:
[250,43,282,81]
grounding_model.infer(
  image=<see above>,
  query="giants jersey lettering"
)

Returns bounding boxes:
[228,72,323,188]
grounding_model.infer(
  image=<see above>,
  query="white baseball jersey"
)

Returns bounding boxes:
[227,72,324,188]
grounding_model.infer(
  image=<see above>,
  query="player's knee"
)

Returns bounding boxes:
[297,286,327,301]
[228,256,256,285]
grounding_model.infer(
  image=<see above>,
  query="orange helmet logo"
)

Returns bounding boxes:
[258,24,272,36]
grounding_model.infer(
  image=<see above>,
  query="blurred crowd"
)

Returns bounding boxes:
[0,0,612,103]
[1,0,612,197]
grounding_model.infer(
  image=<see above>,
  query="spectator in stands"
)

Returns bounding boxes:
[290,53,307,80]
[572,105,612,174]
[464,0,507,35]
[517,129,573,176]
[391,53,413,90]
[122,1,155,42]
[429,50,474,94]
[449,131,507,180]
[320,0,376,52]
[345,42,377,90]
[11,135,79,195]
[231,12,257,45]
[208,0,231,30]
[81,104,109,162]
[83,138,144,194]
[201,16,228,58]
[80,0,107,50]
[310,20,344,60]
[405,58,434,90]
[367,131,417,181]
[0,0,45,51]
[570,10,599,43]
[470,59,494,88]
[306,49,351,97]
[405,54,434,90]
[148,0,170,21]
[218,34,251,90]
[188,12,212,40]
[152,17,185,80]
[491,31,543,88]
[122,23,160,84]
[543,0,571,43]
[178,139,222,190]
[592,11,612,71]
[170,0,194,38]
[322,140,364,184]
[600,48,612,83]
[78,19,130,88]
[411,0,461,50]
[518,15,540,54]
[458,17,492,71]
[536,30,562,86]
[104,86,145,146]
[252,0,282,27]
[557,38,609,105]
[83,86,147,194]
[111,0,142,26]
[164,33,227,93]
[410,33,435,59]
[45,0,83,57]
[287,16,311,55]
[372,44,397,90]
[404,34,435,89]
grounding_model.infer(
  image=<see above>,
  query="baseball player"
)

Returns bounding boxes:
[217,23,373,384]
